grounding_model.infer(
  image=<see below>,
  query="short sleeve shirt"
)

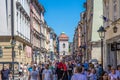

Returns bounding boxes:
[71,73,87,80]
[42,69,52,80]
[116,70,120,79]
[30,70,39,80]
[109,73,118,80]
[1,69,10,79]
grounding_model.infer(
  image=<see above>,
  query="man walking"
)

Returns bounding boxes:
[0,65,10,80]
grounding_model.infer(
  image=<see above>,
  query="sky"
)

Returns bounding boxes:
[39,0,86,42]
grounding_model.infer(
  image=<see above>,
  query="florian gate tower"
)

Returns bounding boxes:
[58,32,69,59]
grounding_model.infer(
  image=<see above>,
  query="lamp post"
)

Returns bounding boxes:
[97,26,106,67]
[11,0,15,79]
[113,26,118,33]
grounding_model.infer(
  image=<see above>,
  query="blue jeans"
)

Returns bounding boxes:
[68,75,72,80]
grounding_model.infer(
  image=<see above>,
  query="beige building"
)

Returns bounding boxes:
[103,0,120,68]
[73,12,87,62]
[0,0,32,66]
[30,0,46,63]
[73,22,84,62]
[45,26,51,61]
[89,0,103,64]
[85,0,93,61]
[73,24,81,54]
[77,0,103,63]
[79,12,87,62]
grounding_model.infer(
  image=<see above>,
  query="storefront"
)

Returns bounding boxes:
[105,35,120,68]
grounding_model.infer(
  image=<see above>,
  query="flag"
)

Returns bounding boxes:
[102,16,109,22]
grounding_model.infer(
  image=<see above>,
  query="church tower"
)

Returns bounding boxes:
[58,32,69,58]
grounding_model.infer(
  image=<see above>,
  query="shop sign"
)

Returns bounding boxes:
[116,43,120,50]
[111,43,120,51]
[111,43,116,51]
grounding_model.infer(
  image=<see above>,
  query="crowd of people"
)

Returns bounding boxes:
[0,59,120,80]
[27,60,120,80]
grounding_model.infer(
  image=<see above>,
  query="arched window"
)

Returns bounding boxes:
[63,43,65,48]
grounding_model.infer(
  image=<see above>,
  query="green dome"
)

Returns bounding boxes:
[62,32,65,34]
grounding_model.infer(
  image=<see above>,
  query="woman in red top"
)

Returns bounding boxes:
[56,61,64,80]
[62,61,68,80]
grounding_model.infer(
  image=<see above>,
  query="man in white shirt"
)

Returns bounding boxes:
[108,67,119,80]
[42,64,53,80]
[71,66,87,80]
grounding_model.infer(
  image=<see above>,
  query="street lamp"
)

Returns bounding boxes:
[11,0,15,79]
[113,26,118,33]
[97,26,106,67]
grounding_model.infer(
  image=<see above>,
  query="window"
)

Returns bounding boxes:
[105,4,109,26]
[0,46,3,57]
[113,0,117,20]
[63,43,65,48]
[63,51,65,55]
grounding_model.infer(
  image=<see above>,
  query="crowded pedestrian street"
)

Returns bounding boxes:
[4,59,120,80]
[1,0,120,80]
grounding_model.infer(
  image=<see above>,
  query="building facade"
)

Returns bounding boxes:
[73,22,83,62]
[90,0,103,64]
[58,32,69,59]
[85,0,93,61]
[30,0,46,63]
[0,0,32,65]
[79,12,87,62]
[69,42,73,55]
[103,0,120,68]
[78,0,102,63]
[44,26,50,62]
[73,24,81,54]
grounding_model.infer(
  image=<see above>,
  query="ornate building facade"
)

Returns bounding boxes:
[30,0,47,63]
[103,0,120,68]
[0,0,32,65]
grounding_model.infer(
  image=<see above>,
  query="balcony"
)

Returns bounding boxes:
[32,28,46,40]
[17,31,30,43]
